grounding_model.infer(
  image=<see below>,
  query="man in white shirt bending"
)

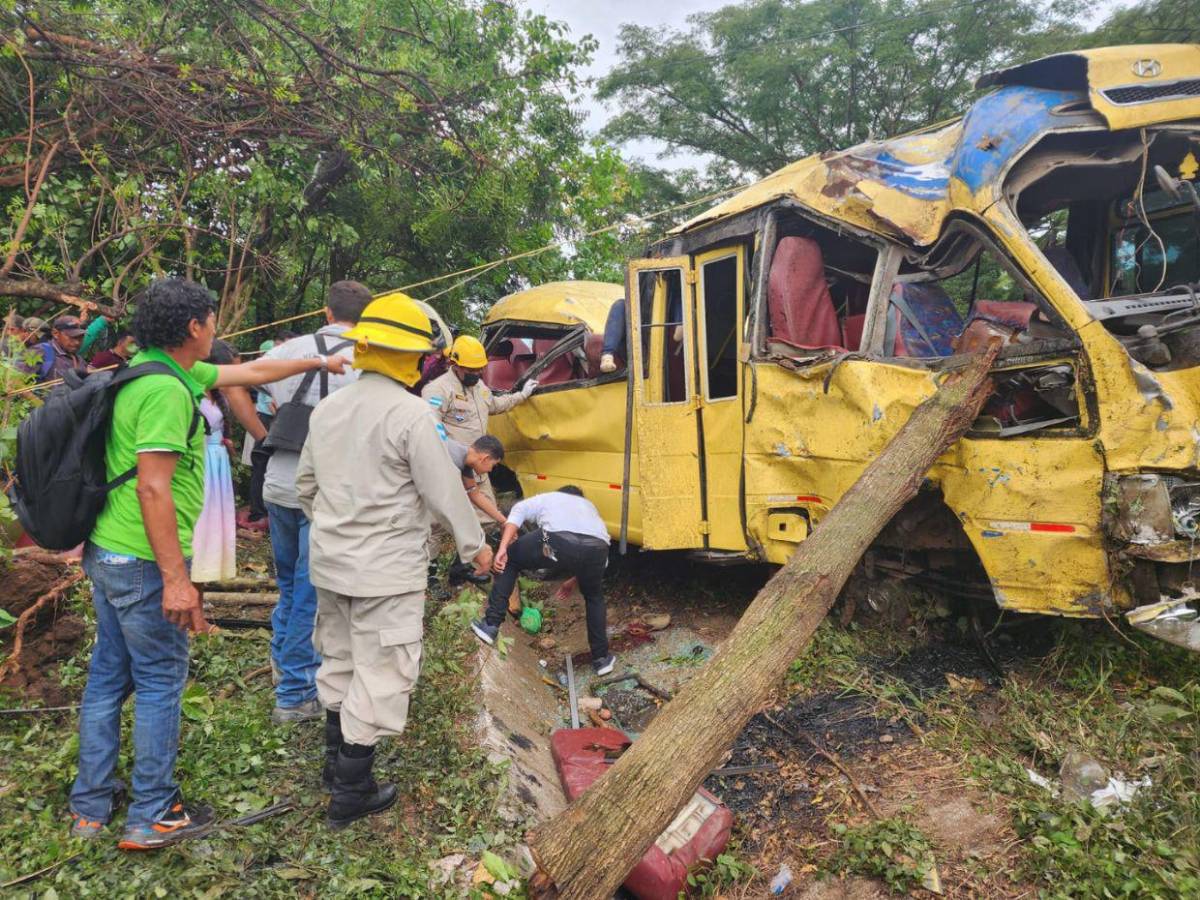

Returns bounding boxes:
[471,485,614,675]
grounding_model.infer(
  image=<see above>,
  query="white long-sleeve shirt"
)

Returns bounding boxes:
[508,492,610,543]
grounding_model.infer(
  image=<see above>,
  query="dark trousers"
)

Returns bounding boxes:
[248,413,273,520]
[485,529,609,662]
[601,299,626,358]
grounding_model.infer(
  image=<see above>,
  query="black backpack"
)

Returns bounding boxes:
[11,363,203,550]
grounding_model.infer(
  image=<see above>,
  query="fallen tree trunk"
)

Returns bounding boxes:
[528,341,1001,899]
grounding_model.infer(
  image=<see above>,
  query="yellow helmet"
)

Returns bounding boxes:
[448,335,487,369]
[343,291,435,354]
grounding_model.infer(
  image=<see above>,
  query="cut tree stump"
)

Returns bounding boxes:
[528,340,1001,900]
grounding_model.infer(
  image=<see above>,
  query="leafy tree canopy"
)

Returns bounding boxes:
[0,0,643,338]
[597,0,1091,181]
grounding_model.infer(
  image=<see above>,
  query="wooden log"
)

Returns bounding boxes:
[202,592,278,606]
[527,341,1001,900]
[199,578,278,592]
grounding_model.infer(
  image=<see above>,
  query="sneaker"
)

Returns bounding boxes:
[272,697,323,724]
[471,619,499,646]
[599,353,616,373]
[68,811,106,839]
[117,796,215,850]
[68,779,126,839]
[593,654,616,676]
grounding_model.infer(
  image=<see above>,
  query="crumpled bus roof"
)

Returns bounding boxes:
[673,85,1080,246]
[482,280,622,331]
[673,45,1200,247]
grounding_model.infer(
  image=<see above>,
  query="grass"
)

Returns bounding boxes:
[956,633,1200,898]
[830,815,935,893]
[783,601,1200,898]
[0,587,524,897]
[5,560,1200,898]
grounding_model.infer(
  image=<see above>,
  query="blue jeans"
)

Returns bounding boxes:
[267,502,320,707]
[70,543,189,827]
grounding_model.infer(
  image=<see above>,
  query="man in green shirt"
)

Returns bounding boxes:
[69,278,349,850]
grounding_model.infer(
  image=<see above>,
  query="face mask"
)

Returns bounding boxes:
[461,373,481,388]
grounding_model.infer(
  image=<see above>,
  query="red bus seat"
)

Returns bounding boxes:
[767,236,843,350]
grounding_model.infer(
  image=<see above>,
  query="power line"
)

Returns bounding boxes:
[4,182,747,396]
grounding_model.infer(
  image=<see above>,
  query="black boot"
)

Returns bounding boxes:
[448,559,490,586]
[322,710,342,790]
[326,744,398,830]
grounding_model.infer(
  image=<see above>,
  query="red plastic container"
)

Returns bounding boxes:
[550,727,733,900]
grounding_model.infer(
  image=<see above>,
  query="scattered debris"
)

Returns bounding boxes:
[643,613,671,631]
[1090,776,1151,811]
[762,711,882,818]
[1029,755,1151,813]
[922,860,944,894]
[565,655,580,729]
[1060,750,1109,802]
[520,607,543,634]
[1026,768,1059,797]
[430,853,467,886]
[769,862,792,894]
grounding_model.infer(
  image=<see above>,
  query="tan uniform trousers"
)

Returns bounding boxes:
[314,588,424,747]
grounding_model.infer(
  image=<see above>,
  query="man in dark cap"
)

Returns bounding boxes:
[26,315,88,382]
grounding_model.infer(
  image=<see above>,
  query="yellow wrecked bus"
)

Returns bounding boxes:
[483,45,1200,650]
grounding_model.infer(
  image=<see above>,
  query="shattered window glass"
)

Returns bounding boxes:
[1109,205,1200,295]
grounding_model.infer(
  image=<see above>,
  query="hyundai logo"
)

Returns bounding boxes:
[1132,59,1163,78]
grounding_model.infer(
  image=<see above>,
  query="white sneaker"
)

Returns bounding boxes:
[599,353,616,373]
[593,655,616,676]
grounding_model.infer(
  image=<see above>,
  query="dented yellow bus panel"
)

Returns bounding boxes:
[484,45,1200,649]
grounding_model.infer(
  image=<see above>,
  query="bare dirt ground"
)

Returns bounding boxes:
[0,556,84,706]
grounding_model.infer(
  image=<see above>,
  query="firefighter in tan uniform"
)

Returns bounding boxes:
[421,335,537,524]
[296,294,492,830]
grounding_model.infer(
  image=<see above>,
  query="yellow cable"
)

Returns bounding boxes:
[3,183,747,397]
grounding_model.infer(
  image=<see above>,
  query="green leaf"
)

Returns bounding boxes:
[181,683,214,722]
[1144,703,1191,724]
[481,850,517,881]
[1149,686,1188,704]
[0,608,16,628]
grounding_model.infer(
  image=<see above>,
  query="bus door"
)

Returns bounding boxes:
[626,259,704,549]
[694,245,748,552]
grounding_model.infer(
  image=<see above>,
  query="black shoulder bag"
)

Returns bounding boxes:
[262,333,353,453]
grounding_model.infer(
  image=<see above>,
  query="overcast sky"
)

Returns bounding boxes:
[528,0,1131,169]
